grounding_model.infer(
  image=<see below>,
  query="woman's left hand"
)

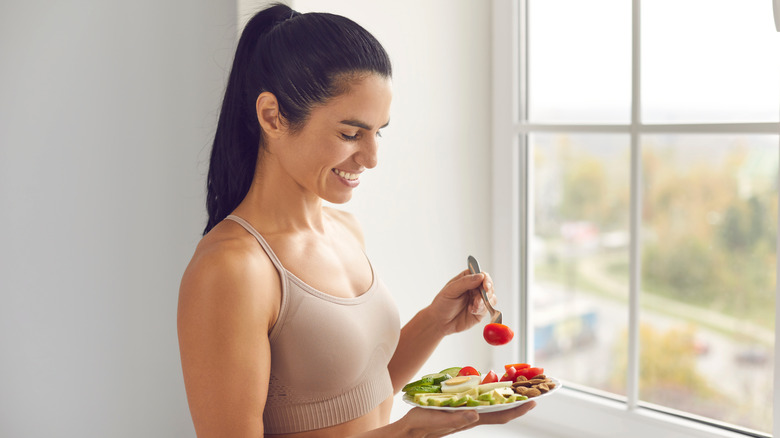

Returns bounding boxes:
[428,269,496,335]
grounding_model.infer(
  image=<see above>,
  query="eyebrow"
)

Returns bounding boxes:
[339,119,390,131]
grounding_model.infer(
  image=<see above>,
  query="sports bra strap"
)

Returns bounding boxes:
[224,214,286,274]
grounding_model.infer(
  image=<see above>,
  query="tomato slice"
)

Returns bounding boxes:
[483,323,515,346]
[504,363,530,373]
[499,366,517,382]
[480,370,498,384]
[457,366,480,377]
[517,366,545,379]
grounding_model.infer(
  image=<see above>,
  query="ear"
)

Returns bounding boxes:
[256,92,285,139]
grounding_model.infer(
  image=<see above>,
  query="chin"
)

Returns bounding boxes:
[323,192,353,205]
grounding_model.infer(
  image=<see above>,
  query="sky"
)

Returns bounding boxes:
[528,0,780,124]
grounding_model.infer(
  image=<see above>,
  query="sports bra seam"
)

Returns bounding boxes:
[225,214,378,304]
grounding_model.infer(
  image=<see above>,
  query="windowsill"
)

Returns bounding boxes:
[393,385,760,438]
[490,386,762,438]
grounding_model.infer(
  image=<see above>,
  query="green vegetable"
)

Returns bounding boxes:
[404,384,441,395]
[467,398,490,407]
[478,392,496,404]
[438,367,462,377]
[421,373,452,385]
[450,395,470,407]
[402,377,434,393]
[427,396,454,407]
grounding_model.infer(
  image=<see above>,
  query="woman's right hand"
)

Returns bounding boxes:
[398,401,537,437]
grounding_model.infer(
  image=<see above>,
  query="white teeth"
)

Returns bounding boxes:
[334,169,359,180]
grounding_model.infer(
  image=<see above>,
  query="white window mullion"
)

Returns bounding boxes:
[772,63,780,438]
[491,0,525,368]
[518,0,533,365]
[626,0,642,412]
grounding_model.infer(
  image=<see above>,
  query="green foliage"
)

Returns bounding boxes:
[536,138,778,326]
[639,146,777,326]
[612,324,720,404]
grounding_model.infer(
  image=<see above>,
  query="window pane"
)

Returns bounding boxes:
[641,134,778,433]
[530,133,630,396]
[642,0,780,123]
[527,0,631,123]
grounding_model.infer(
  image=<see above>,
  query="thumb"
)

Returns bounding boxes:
[443,273,484,296]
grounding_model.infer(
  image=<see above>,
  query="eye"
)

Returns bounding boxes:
[341,132,359,141]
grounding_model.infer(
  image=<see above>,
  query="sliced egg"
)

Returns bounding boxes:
[440,375,481,393]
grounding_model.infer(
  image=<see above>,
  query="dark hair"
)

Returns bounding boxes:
[203,3,392,235]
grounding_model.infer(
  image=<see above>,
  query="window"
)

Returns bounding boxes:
[492,0,780,436]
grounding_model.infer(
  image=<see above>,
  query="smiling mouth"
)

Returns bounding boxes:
[332,168,360,181]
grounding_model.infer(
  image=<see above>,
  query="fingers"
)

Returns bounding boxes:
[445,269,494,295]
[445,269,472,285]
[470,292,486,315]
[468,271,496,315]
[480,400,537,424]
[462,401,537,431]
[482,271,494,295]
[404,408,480,437]
[442,272,485,298]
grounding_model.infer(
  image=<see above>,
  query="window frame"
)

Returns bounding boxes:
[490,0,780,437]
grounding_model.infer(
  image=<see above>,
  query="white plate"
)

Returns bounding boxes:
[402,377,561,413]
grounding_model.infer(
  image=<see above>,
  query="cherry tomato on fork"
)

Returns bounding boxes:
[483,323,514,346]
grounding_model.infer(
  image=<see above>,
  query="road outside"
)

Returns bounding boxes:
[532,253,774,433]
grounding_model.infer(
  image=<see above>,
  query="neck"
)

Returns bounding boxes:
[234,158,325,234]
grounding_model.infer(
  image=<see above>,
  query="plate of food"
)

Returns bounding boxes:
[401,364,561,412]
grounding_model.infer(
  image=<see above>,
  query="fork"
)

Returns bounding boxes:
[467,255,503,325]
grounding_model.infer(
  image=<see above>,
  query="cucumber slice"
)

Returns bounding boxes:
[421,372,452,385]
[427,395,455,407]
[404,384,441,395]
[467,398,490,407]
[402,377,434,393]
[451,395,470,407]
[438,367,462,377]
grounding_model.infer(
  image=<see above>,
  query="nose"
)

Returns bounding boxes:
[355,137,378,169]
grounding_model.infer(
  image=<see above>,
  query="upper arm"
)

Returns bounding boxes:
[177,243,280,437]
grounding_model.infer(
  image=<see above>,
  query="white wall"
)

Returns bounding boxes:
[0,1,236,436]
[0,0,497,436]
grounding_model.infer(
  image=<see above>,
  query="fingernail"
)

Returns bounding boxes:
[486,281,492,289]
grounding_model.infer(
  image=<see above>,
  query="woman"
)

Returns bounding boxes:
[177,4,535,437]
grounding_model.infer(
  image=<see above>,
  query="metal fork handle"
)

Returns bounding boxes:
[467,255,502,324]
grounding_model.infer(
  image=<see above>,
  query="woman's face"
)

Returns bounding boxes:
[277,74,392,204]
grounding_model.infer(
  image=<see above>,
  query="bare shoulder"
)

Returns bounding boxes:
[178,220,281,331]
[177,219,279,436]
[325,207,366,247]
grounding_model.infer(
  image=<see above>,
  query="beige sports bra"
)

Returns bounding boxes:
[225,215,401,434]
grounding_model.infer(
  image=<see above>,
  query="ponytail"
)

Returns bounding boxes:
[203,3,392,235]
[204,4,295,234]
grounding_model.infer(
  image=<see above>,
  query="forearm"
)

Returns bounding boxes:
[387,305,446,393]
